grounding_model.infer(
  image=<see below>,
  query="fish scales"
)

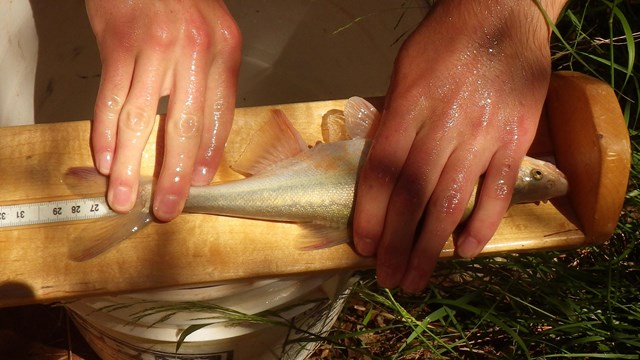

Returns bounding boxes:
[184,139,369,226]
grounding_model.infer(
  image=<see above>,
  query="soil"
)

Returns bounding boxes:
[0,304,99,359]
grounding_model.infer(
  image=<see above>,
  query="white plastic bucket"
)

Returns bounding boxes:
[67,273,358,360]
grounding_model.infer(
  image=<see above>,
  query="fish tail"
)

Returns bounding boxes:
[68,208,153,261]
[64,167,153,262]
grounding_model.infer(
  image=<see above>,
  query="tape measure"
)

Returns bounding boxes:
[0,197,114,228]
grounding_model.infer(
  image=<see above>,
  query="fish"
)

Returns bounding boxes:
[67,97,569,261]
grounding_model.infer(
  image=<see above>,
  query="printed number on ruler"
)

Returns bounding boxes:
[0,197,114,228]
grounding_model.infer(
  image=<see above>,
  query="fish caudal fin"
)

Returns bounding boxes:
[232,109,308,176]
[68,208,153,261]
[298,223,351,251]
[64,167,154,262]
[344,97,380,139]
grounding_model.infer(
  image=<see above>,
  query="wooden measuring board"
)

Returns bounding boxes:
[0,72,630,307]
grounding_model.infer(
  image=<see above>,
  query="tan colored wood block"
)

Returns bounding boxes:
[546,71,631,244]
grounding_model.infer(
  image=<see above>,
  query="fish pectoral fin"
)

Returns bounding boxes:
[344,97,381,139]
[232,109,308,176]
[68,205,153,262]
[297,223,351,250]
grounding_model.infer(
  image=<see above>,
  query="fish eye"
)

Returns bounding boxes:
[530,168,544,181]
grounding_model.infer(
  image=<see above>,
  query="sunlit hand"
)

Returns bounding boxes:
[353,0,567,292]
[86,0,241,221]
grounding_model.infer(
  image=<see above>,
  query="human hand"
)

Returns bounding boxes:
[86,0,241,221]
[353,0,567,292]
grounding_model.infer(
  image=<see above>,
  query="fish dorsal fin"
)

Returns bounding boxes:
[344,96,381,139]
[321,109,350,143]
[232,109,308,176]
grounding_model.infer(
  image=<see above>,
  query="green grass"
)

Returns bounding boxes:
[309,1,640,359]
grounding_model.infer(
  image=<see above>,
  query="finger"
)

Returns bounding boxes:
[399,147,487,293]
[91,51,134,175]
[107,55,164,213]
[152,48,208,221]
[455,150,521,259]
[352,105,417,257]
[373,131,447,288]
[191,17,241,186]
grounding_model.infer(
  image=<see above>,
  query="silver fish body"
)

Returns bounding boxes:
[183,138,568,233]
[185,139,370,229]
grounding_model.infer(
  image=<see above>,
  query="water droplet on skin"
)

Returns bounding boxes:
[480,95,492,128]
[174,153,186,174]
[106,95,122,111]
[205,113,222,159]
[178,114,200,140]
[494,180,509,198]
[442,191,461,215]
[104,129,112,143]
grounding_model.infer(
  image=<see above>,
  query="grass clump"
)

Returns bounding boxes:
[320,238,639,359]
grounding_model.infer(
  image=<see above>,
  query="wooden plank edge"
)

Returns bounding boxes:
[547,71,631,244]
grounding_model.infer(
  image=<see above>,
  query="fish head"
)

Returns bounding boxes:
[512,157,569,204]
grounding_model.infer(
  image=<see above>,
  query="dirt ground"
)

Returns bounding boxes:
[0,304,99,359]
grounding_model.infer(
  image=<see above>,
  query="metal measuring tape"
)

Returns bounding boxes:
[0,197,114,228]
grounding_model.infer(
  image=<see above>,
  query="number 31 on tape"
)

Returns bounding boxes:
[0,197,114,228]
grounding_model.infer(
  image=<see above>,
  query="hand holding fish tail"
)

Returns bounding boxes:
[352,0,568,293]
[85,0,241,221]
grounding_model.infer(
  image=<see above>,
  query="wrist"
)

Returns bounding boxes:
[426,0,567,42]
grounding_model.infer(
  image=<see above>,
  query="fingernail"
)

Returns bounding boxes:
[191,166,212,186]
[110,185,134,212]
[153,194,181,222]
[457,236,480,259]
[97,151,112,175]
[355,236,377,257]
